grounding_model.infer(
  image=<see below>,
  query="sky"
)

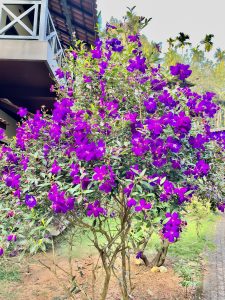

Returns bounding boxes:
[97,0,225,51]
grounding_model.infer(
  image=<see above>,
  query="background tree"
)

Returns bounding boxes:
[214,48,225,62]
[176,32,191,52]
[200,34,214,52]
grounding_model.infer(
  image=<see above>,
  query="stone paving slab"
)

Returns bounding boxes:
[203,215,225,300]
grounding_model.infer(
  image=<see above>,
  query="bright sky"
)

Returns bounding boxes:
[97,0,225,51]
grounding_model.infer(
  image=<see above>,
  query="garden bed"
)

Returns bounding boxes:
[0,212,217,300]
[0,253,194,300]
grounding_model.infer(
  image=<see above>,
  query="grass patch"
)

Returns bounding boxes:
[0,264,21,282]
[169,213,217,260]
[168,208,219,292]
[57,231,97,258]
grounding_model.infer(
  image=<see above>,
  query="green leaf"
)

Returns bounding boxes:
[153,217,161,223]
[140,181,151,190]
[83,190,95,194]
[139,169,146,178]
[136,185,142,193]
[160,177,167,185]
[185,190,194,196]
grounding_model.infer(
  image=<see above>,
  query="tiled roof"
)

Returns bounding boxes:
[49,0,98,48]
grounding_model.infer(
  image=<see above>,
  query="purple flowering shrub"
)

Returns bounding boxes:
[1,16,225,299]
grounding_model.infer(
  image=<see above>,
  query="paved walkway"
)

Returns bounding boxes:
[203,215,225,300]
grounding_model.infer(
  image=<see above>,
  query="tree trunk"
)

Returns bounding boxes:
[121,246,129,300]
[100,271,111,300]
[150,239,169,267]
[140,253,150,267]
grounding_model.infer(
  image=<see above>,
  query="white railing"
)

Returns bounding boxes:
[0,0,64,66]
[46,9,64,66]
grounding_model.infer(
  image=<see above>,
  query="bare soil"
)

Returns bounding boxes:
[0,253,195,300]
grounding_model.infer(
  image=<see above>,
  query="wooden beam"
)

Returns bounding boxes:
[50,10,95,36]
[0,86,54,99]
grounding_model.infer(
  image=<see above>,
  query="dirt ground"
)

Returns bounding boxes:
[0,253,195,300]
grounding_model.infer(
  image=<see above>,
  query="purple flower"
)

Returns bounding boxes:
[6,211,15,218]
[127,56,147,73]
[146,118,163,136]
[144,98,157,114]
[106,38,124,52]
[126,164,140,180]
[13,189,21,199]
[163,180,174,194]
[67,87,73,97]
[86,200,106,217]
[93,165,108,181]
[171,159,181,169]
[105,99,119,117]
[127,198,137,208]
[17,107,28,118]
[91,48,102,59]
[124,112,138,123]
[52,98,73,123]
[81,177,90,190]
[70,163,80,184]
[152,158,167,168]
[135,199,152,212]
[128,35,140,43]
[162,212,182,243]
[163,226,180,243]
[99,61,108,75]
[43,144,51,157]
[166,136,182,153]
[170,63,192,80]
[158,90,177,108]
[71,51,77,59]
[55,68,64,79]
[48,184,74,214]
[105,51,112,60]
[75,139,105,162]
[25,194,37,209]
[106,23,117,30]
[136,251,143,259]
[189,134,207,150]
[160,193,169,202]
[94,39,103,48]
[6,151,19,164]
[192,160,210,178]
[7,234,17,242]
[172,112,191,136]
[93,165,115,193]
[4,172,21,189]
[131,133,150,156]
[124,183,134,197]
[99,180,115,193]
[83,75,92,83]
[51,160,61,175]
[49,124,61,143]
[0,128,5,140]
[217,202,225,213]
[21,155,29,171]
[174,187,190,204]
[151,79,166,91]
[194,94,219,118]
[0,248,4,256]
